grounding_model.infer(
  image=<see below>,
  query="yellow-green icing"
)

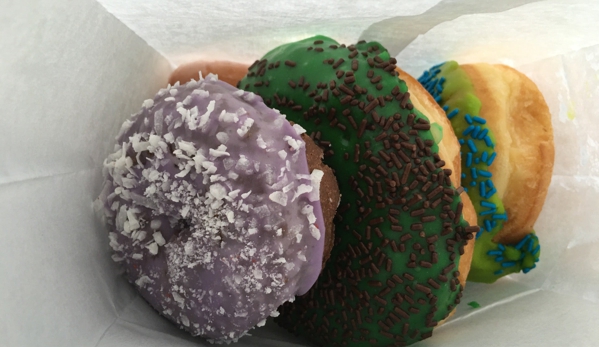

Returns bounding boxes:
[430,123,443,145]
[240,36,478,346]
[419,61,540,283]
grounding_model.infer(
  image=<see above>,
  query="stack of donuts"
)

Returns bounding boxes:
[99,35,553,346]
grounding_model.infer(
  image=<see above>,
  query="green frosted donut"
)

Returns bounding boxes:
[418,61,540,283]
[240,36,478,346]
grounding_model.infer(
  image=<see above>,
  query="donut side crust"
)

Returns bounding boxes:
[461,64,554,244]
[169,60,250,87]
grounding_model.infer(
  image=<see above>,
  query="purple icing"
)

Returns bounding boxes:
[99,75,326,342]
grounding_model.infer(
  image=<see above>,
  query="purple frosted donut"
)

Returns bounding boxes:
[98,74,327,342]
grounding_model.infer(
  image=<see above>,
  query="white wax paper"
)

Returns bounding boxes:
[95,0,443,66]
[2,0,598,346]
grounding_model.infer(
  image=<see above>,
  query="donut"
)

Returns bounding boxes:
[418,61,554,283]
[239,36,479,346]
[169,60,249,87]
[98,74,340,342]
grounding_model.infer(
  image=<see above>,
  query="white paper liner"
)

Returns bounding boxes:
[3,0,599,346]
[96,0,443,66]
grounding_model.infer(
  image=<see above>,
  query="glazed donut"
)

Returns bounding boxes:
[418,61,554,283]
[98,74,340,342]
[240,36,479,346]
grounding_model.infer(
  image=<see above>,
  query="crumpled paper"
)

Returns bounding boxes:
[2,0,598,346]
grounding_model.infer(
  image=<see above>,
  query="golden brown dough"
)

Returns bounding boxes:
[169,60,249,87]
[440,191,477,323]
[458,192,476,286]
[461,64,554,244]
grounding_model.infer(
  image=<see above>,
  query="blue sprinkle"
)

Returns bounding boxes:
[484,219,492,232]
[527,239,534,252]
[474,157,480,164]
[494,270,503,275]
[478,169,492,177]
[481,151,488,162]
[523,267,531,274]
[495,257,504,262]
[461,173,466,179]
[434,95,441,103]
[464,114,473,124]
[467,139,478,153]
[472,116,487,124]
[492,213,508,221]
[432,62,445,69]
[478,128,489,140]
[480,209,497,216]
[440,76,446,84]
[464,187,468,193]
[427,80,437,91]
[447,108,459,119]
[485,187,497,199]
[466,152,473,167]
[436,84,443,92]
[476,230,482,239]
[487,152,497,166]
[471,126,481,138]
[487,250,503,256]
[515,235,531,250]
[492,220,497,228]
[471,167,478,179]
[515,241,525,251]
[463,125,475,136]
[484,135,493,147]
[481,201,496,208]
[470,181,476,187]
[532,245,541,256]
[479,181,486,197]
[502,261,517,268]
[498,244,506,251]
[458,139,465,145]
[442,105,449,111]
[486,180,496,190]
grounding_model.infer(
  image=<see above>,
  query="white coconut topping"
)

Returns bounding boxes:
[292,123,306,135]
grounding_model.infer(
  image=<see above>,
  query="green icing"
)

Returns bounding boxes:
[240,36,475,346]
[467,301,481,309]
[418,61,541,283]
